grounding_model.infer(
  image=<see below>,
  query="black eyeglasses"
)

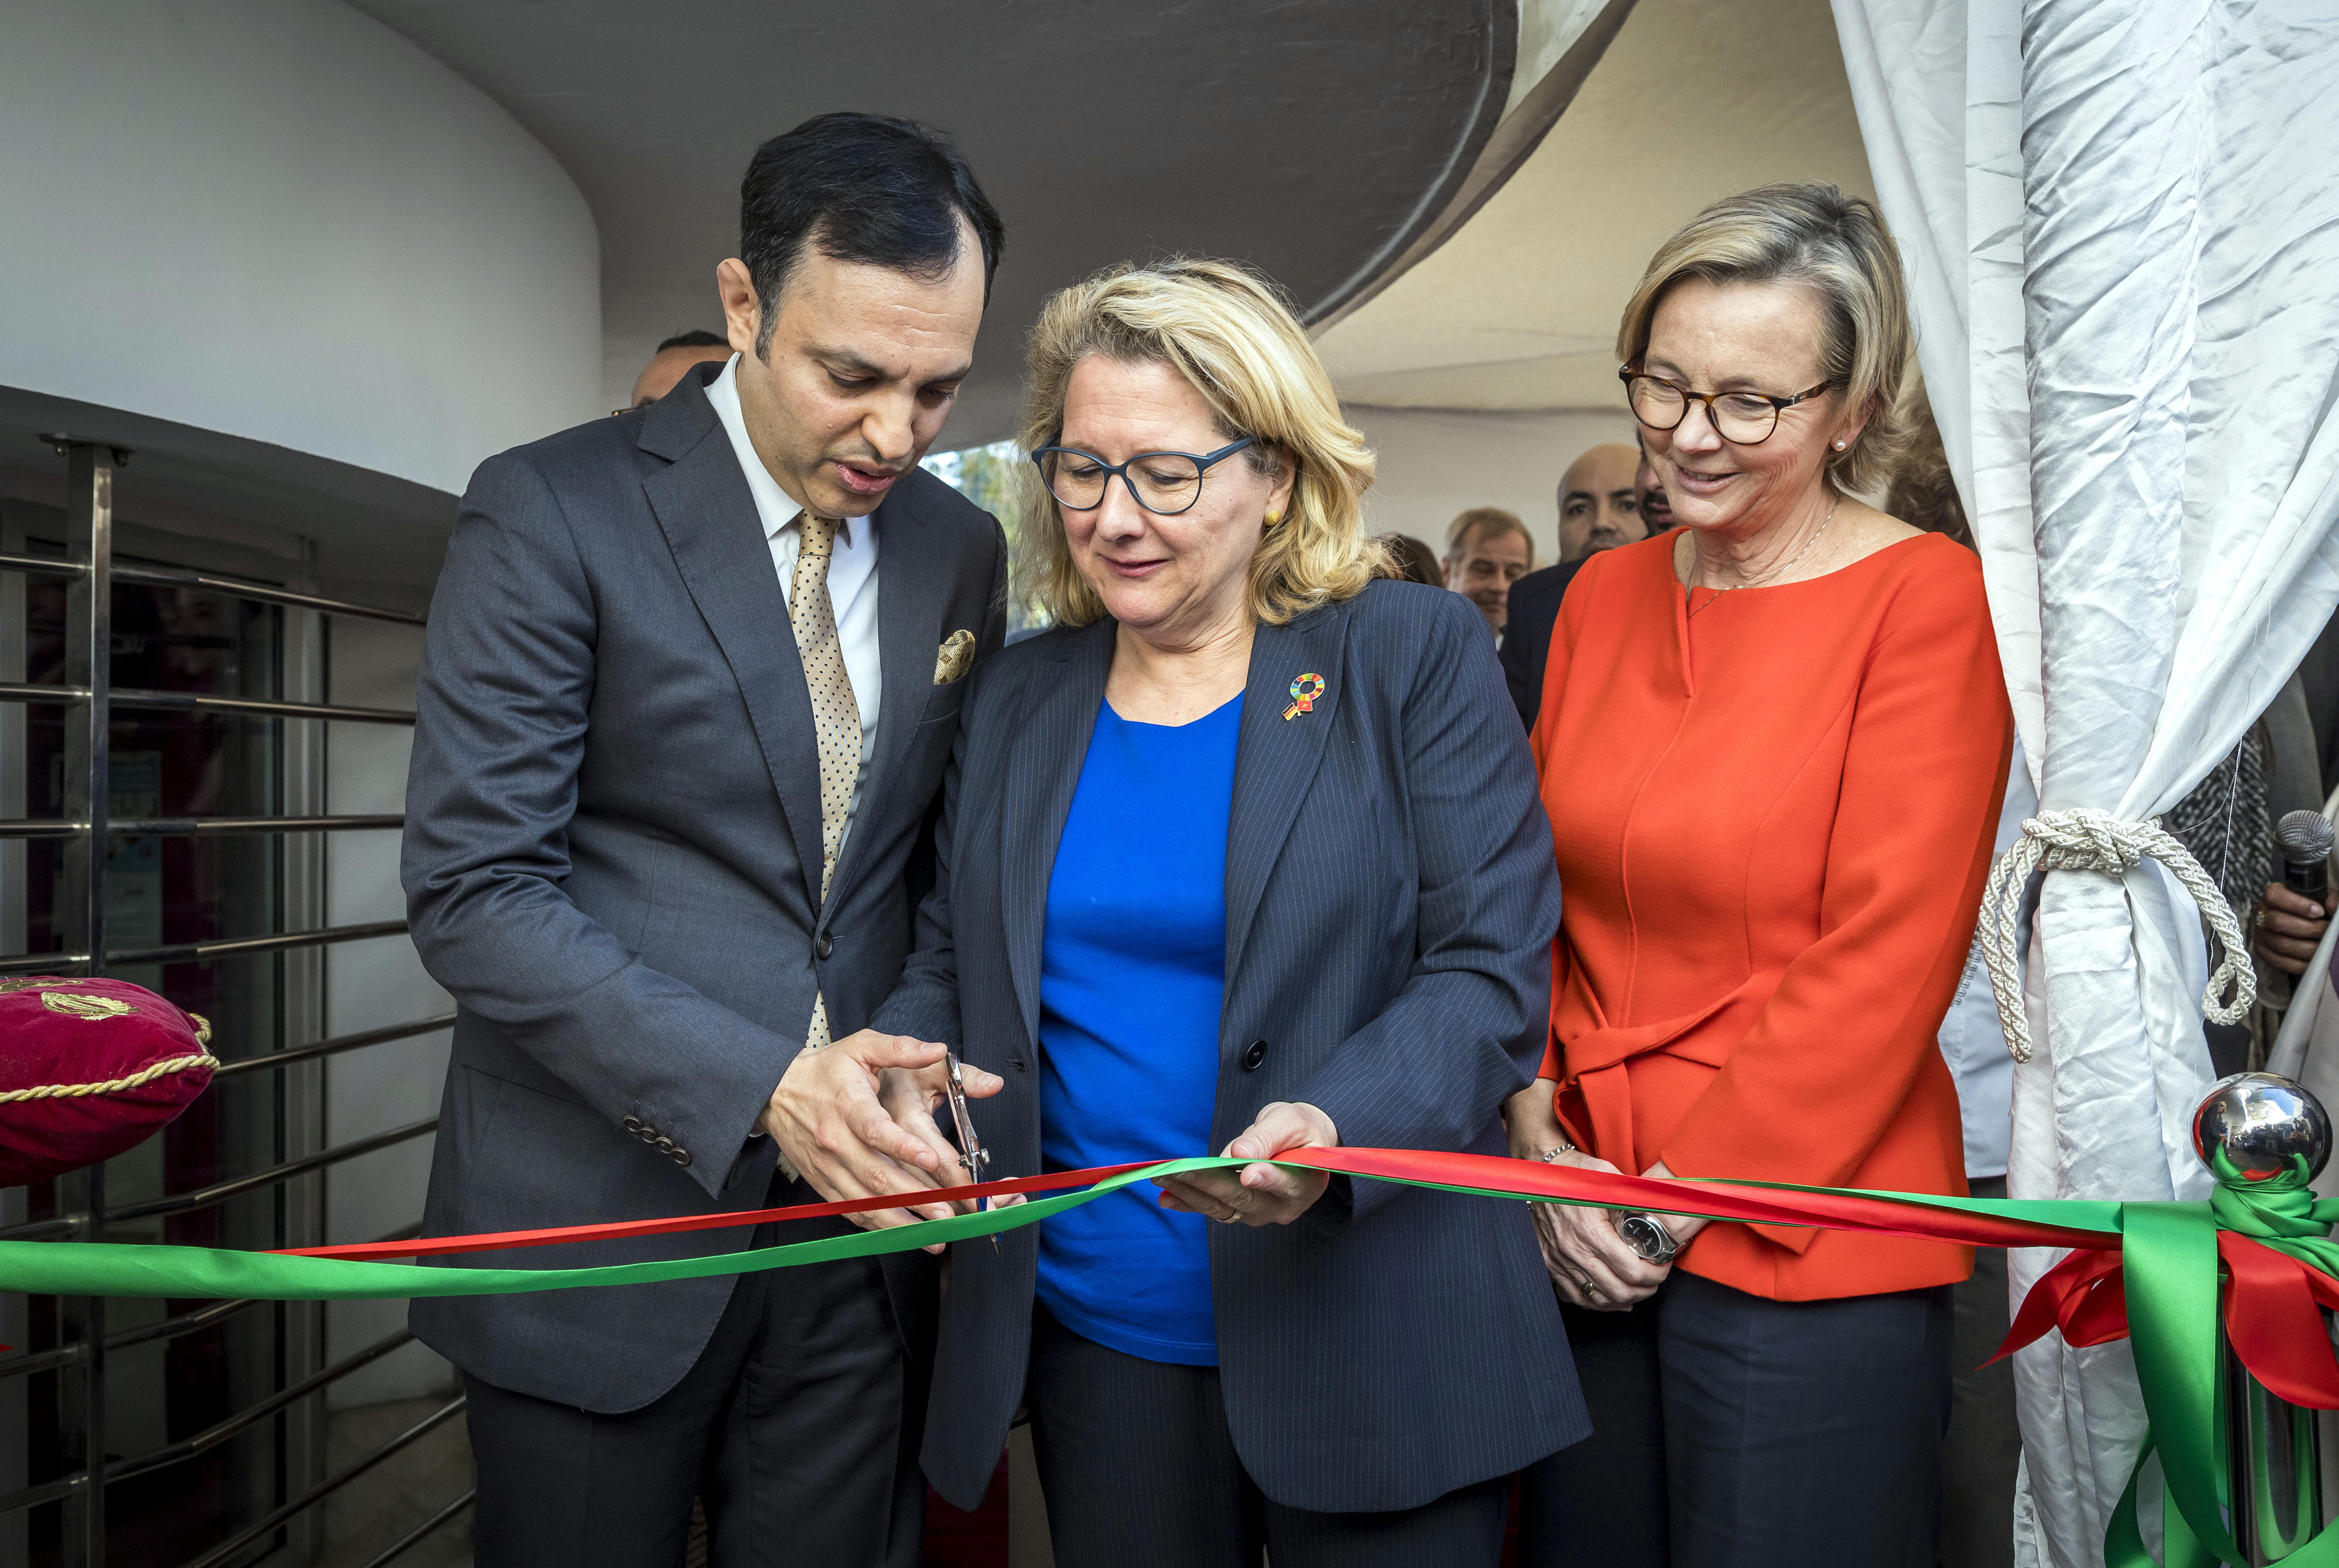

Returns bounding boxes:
[1031,437,1255,516]
[1620,368,1837,446]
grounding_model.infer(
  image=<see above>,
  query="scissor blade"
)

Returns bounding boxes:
[942,1052,999,1253]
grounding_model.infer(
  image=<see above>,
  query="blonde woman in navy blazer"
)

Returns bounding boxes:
[871,260,1582,1567]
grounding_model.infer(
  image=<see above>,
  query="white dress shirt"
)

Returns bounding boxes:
[706,355,883,852]
[1935,739,2036,1179]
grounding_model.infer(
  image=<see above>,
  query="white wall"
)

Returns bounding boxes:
[1347,403,1638,568]
[0,0,601,497]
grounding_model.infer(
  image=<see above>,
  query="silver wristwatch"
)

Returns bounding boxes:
[1617,1212,1680,1265]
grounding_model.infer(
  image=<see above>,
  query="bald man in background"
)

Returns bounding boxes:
[1499,441,1651,726]
[1555,443,1644,561]
[624,330,736,411]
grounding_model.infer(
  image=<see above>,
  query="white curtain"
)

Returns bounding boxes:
[1830,1,2339,1563]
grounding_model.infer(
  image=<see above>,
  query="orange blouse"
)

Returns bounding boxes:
[1533,532,2012,1302]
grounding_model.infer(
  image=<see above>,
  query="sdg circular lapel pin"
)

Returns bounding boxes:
[1282,672,1326,721]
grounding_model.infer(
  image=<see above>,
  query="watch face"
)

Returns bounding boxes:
[1620,1214,1678,1262]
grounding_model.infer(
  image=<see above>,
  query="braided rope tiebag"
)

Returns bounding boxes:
[0,977,216,1186]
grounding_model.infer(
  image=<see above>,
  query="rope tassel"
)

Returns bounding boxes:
[1978,807,2255,1063]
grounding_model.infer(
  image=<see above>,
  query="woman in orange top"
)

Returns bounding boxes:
[1509,185,2012,1568]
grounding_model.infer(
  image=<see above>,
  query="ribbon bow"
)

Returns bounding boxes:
[2000,1151,2339,1566]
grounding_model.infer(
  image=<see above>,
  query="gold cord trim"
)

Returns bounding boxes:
[0,1049,222,1103]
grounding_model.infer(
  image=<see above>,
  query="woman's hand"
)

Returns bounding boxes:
[874,1055,1005,1253]
[1533,1148,1672,1311]
[1637,1160,1710,1245]
[1154,1102,1336,1226]
[2254,882,2329,976]
[1502,1077,1675,1310]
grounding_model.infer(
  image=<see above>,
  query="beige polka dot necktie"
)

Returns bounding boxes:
[791,512,860,1052]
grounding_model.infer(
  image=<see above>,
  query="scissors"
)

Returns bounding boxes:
[941,1051,998,1252]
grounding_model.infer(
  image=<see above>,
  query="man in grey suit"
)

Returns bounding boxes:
[401,113,1008,1566]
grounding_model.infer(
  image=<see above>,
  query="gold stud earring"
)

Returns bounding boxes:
[1264,510,1283,526]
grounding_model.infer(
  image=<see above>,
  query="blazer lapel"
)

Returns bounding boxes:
[1223,603,1354,999]
[639,379,827,909]
[823,484,948,909]
[1001,620,1112,1051]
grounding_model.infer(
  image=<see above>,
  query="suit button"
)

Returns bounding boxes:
[654,1135,676,1151]
[1241,1039,1267,1071]
[816,932,834,959]
[622,1115,643,1134]
[670,1148,692,1168]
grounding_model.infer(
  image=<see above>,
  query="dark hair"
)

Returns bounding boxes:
[739,112,1005,355]
[1376,534,1443,587]
[657,330,730,352]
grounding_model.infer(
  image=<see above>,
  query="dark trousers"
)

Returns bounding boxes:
[1518,1270,1954,1568]
[1025,1303,1511,1568]
[1941,1177,2019,1568]
[463,1205,926,1568]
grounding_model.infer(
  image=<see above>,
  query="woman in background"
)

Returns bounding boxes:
[1511,184,2013,1566]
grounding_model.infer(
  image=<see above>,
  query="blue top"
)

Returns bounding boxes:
[1035,692,1242,1365]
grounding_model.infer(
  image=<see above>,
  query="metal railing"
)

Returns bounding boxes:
[2,440,462,1567]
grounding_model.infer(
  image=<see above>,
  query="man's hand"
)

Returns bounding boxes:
[2255,881,2330,976]
[1154,1102,1337,1227]
[877,1055,1006,1209]
[759,1030,965,1246]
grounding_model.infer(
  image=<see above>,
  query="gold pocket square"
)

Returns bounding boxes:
[934,628,976,685]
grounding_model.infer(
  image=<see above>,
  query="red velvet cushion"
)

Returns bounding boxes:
[0,977,216,1188]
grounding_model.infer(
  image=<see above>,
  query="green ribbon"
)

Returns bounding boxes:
[4,1151,2335,1564]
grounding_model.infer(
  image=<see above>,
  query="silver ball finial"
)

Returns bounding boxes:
[2192,1072,2332,1180]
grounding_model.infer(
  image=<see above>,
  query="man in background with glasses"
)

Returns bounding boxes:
[402,113,1009,1566]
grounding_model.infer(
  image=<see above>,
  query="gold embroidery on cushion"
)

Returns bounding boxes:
[40,992,138,1021]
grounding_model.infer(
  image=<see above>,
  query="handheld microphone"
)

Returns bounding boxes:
[2275,810,2334,910]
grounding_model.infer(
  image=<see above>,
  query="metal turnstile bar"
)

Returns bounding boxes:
[0,550,87,580]
[211,1013,456,1080]
[106,916,409,968]
[178,1396,466,1568]
[0,552,424,627]
[0,682,415,724]
[0,1329,416,1516]
[106,1116,437,1223]
[0,952,91,975]
[0,814,403,838]
[355,1488,477,1568]
[0,1328,419,1515]
[0,679,87,703]
[111,563,426,627]
[112,689,417,724]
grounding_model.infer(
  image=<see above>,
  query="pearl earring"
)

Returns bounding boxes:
[1832,439,1847,451]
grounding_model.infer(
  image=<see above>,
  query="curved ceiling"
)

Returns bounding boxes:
[349,0,1524,444]
[1317,0,1879,412]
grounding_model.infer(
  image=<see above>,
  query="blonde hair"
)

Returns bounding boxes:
[1013,258,1380,627]
[1616,182,1915,496]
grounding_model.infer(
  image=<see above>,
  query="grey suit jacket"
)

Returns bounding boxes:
[402,365,1006,1411]
[874,580,1588,1513]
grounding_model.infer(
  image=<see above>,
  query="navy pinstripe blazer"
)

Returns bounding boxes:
[874,578,1588,1512]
